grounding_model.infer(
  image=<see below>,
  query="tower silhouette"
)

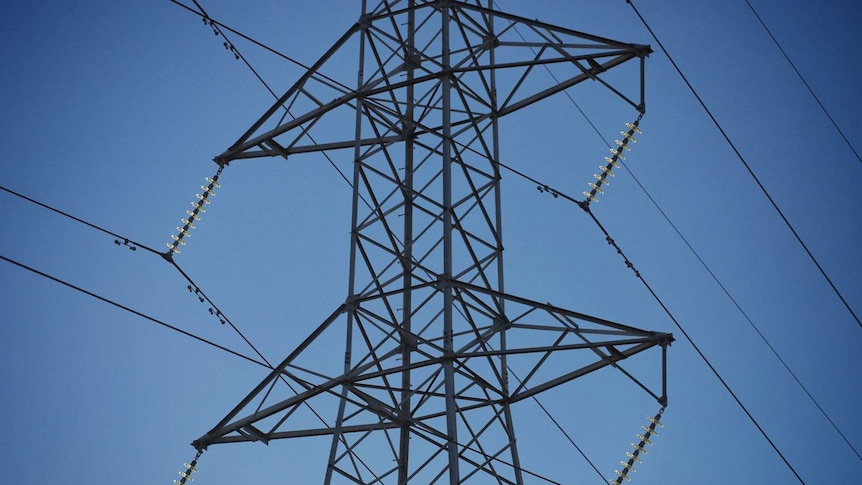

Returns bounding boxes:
[191,2,672,483]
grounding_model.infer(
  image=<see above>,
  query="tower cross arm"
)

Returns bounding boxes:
[212,1,651,167]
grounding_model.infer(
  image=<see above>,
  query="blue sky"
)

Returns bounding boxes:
[1,1,860,484]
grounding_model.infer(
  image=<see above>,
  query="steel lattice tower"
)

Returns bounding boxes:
[192,1,672,483]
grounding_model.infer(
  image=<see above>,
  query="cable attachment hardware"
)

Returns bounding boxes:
[537,184,559,198]
[583,118,642,205]
[172,449,203,485]
[187,285,227,324]
[113,238,137,251]
[223,41,240,60]
[200,15,239,59]
[208,307,226,325]
[202,17,219,36]
[166,167,223,255]
[187,284,205,303]
[608,408,664,484]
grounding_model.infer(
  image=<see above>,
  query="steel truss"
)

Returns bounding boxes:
[195,1,671,484]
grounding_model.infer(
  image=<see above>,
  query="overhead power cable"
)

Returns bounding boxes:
[624,168,862,459]
[2,251,346,452]
[0,185,402,477]
[580,205,807,484]
[1,183,266,363]
[473,129,810,481]
[500,135,861,463]
[167,256,339,433]
[493,154,807,482]
[0,253,267,368]
[0,182,339,431]
[510,367,607,483]
[2,180,377,467]
[169,0,355,191]
[449,92,808,479]
[480,19,807,477]
[0,185,162,257]
[625,0,861,330]
[495,1,861,462]
[167,0,352,92]
[743,0,862,166]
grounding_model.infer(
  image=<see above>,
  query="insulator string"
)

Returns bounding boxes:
[167,167,224,255]
[172,449,204,485]
[583,116,642,205]
[608,409,664,484]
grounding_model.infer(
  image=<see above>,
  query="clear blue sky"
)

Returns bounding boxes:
[1,1,859,484]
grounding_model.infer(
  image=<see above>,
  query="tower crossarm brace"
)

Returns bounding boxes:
[193,282,673,448]
[213,1,650,166]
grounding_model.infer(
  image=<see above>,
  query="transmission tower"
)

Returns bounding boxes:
[191,1,672,483]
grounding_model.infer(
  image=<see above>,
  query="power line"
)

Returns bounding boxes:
[492,0,862,462]
[1,181,393,475]
[460,31,813,472]
[624,170,862,460]
[2,180,364,457]
[743,0,862,166]
[0,181,342,429]
[580,205,808,483]
[511,368,607,483]
[0,183,269,360]
[490,156,806,482]
[479,150,811,481]
[0,253,267,368]
[0,183,284,363]
[498,135,861,462]
[16,1,841,477]
[625,0,861,330]
[5,0,853,470]
[170,0,356,192]
[496,0,862,461]
[167,0,353,92]
[0,185,162,257]
[1,250,344,445]
[449,8,814,476]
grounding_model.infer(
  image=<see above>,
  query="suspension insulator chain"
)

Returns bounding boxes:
[608,407,664,483]
[166,166,224,256]
[584,115,643,205]
[173,448,204,485]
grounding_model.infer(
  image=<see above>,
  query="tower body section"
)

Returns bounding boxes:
[195,2,670,483]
